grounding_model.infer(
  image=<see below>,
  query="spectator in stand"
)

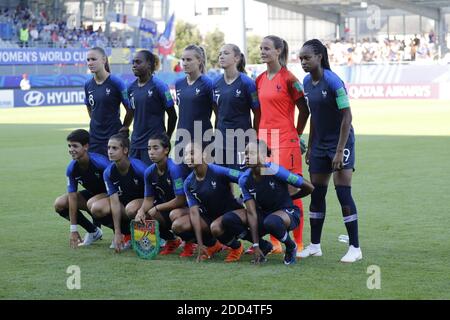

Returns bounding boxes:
[20,73,31,91]
[19,23,29,47]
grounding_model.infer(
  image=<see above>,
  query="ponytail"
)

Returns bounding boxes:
[223,43,246,73]
[302,39,331,70]
[237,53,246,73]
[264,35,288,67]
[104,59,110,73]
[280,39,289,67]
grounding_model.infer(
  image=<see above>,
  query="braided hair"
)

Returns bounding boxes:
[302,39,331,70]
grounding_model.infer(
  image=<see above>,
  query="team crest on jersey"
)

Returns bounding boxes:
[133,178,139,185]
[195,88,200,95]
[148,90,153,97]
[166,178,172,185]
[269,181,275,189]
[276,84,282,92]
[211,180,217,189]
[95,172,100,179]
[106,88,111,96]
[322,90,327,98]
[235,89,241,97]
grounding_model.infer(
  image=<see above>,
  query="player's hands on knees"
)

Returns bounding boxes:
[70,231,82,248]
[332,150,344,171]
[252,247,266,265]
[305,148,311,165]
[135,210,146,224]
[114,232,124,253]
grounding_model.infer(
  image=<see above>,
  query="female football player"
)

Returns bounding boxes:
[297,39,362,263]
[84,47,133,156]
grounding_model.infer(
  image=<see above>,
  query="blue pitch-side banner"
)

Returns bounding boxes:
[0,48,111,65]
[14,87,85,107]
[0,72,190,89]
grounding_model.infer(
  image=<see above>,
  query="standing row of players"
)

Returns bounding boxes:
[54,35,362,263]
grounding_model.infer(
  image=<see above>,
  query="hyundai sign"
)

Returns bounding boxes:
[14,88,85,107]
[0,90,14,108]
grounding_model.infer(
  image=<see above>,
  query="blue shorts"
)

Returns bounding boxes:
[214,147,246,171]
[258,206,300,234]
[88,142,108,157]
[309,143,355,174]
[130,148,153,166]
[198,207,214,226]
[79,189,94,202]
[153,201,172,226]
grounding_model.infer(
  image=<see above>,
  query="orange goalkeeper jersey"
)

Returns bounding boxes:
[256,67,304,149]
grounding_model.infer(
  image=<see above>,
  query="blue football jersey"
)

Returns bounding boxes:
[144,158,189,204]
[184,164,243,219]
[303,69,354,154]
[213,72,259,134]
[66,152,110,195]
[103,158,147,205]
[128,76,174,149]
[239,162,304,214]
[84,74,131,144]
[175,75,214,143]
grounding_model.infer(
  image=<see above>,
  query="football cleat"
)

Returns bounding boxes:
[79,228,103,246]
[340,245,362,263]
[298,243,322,258]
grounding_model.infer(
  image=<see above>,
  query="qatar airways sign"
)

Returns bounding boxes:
[346,84,439,99]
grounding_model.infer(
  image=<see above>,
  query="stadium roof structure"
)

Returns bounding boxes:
[254,0,450,52]
[254,0,450,23]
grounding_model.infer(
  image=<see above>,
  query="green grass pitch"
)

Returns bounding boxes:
[0,100,449,299]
